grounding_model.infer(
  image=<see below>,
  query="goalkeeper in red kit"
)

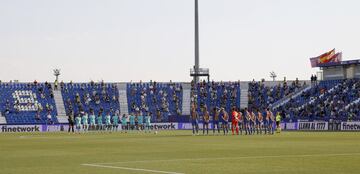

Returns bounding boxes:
[231,107,240,135]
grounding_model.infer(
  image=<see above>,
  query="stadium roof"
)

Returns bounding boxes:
[318,59,360,67]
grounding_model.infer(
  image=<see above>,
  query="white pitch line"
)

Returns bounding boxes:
[19,135,81,139]
[91,152,360,165]
[82,163,185,174]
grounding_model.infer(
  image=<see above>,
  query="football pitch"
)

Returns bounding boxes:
[1,131,360,174]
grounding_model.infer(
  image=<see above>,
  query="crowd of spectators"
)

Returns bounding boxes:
[62,81,120,118]
[127,81,182,122]
[274,79,360,121]
[248,79,303,112]
[191,80,240,114]
[345,101,360,121]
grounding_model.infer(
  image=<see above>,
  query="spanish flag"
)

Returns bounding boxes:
[309,49,336,67]
[319,49,336,63]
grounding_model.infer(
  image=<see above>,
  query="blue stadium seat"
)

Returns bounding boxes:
[0,83,58,124]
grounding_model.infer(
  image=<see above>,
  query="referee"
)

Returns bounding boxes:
[276,112,281,133]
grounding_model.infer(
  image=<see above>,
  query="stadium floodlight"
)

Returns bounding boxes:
[53,69,61,82]
[191,0,209,83]
[270,71,277,81]
[194,0,199,83]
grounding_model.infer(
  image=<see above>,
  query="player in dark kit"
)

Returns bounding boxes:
[67,111,75,133]
[269,110,275,134]
[244,108,251,135]
[203,106,210,135]
[250,110,256,135]
[221,108,229,135]
[256,109,264,134]
[238,109,244,135]
[266,108,273,134]
[212,107,221,135]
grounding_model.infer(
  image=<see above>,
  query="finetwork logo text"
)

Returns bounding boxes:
[1,125,40,133]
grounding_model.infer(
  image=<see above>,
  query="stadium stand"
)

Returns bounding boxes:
[0,82,58,124]
[127,81,183,122]
[1,79,359,125]
[248,80,303,111]
[191,81,241,115]
[272,79,360,121]
[61,82,120,121]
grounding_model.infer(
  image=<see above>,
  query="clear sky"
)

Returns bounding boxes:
[1,0,359,82]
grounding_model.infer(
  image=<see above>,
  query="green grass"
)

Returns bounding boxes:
[1,131,360,174]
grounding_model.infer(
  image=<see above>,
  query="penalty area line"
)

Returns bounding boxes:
[81,163,185,174]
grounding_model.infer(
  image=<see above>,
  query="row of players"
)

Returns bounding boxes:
[67,111,153,133]
[190,105,282,135]
[66,106,281,135]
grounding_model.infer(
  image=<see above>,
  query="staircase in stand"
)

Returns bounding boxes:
[182,83,191,115]
[53,89,68,123]
[117,83,129,115]
[240,82,249,109]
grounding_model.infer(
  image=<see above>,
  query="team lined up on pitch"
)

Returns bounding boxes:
[66,106,281,135]
[67,110,155,134]
[190,105,282,135]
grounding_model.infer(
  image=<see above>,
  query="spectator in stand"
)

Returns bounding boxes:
[50,90,54,98]
[54,79,58,90]
[295,78,299,87]
[35,110,41,122]
[60,81,64,90]
[156,109,162,122]
[4,100,10,115]
[14,100,20,113]
[311,75,315,86]
[47,111,53,125]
